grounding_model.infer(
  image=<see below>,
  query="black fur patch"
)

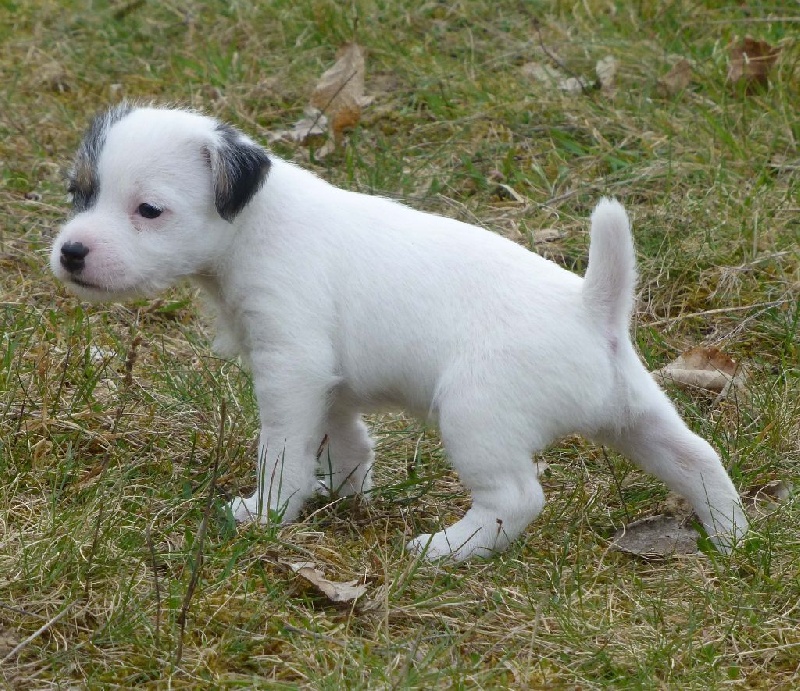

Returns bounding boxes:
[209,123,271,222]
[68,102,135,212]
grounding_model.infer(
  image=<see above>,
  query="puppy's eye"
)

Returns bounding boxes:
[137,203,163,219]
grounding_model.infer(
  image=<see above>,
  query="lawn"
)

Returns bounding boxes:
[1,0,798,688]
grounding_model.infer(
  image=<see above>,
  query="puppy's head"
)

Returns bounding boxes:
[50,104,271,301]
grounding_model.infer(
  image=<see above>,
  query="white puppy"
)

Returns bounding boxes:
[50,104,748,561]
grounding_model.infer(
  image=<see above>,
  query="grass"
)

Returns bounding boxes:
[1,0,798,687]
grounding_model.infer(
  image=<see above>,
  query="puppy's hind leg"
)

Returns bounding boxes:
[595,393,748,552]
[318,402,375,497]
[408,398,545,562]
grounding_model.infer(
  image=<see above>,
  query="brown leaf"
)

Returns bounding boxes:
[595,55,617,91]
[532,228,563,244]
[358,583,389,613]
[612,515,700,558]
[728,37,781,90]
[652,346,747,398]
[314,139,338,160]
[756,479,792,503]
[745,479,793,517]
[521,61,563,84]
[493,183,527,203]
[559,76,591,94]
[521,60,592,95]
[310,43,367,144]
[38,61,72,93]
[289,562,368,603]
[656,59,692,97]
[266,108,328,146]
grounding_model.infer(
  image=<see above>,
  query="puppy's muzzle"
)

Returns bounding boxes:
[60,241,90,274]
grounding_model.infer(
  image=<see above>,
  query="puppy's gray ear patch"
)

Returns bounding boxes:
[69,101,136,212]
[208,124,271,222]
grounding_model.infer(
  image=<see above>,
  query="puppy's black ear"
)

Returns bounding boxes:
[207,123,271,222]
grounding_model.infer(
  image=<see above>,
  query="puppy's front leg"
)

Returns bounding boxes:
[227,350,333,525]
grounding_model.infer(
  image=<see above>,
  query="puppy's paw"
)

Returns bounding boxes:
[407,532,463,562]
[226,495,268,524]
[316,475,373,499]
[408,529,501,562]
[315,478,333,498]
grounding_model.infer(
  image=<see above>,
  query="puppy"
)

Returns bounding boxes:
[50,104,748,561]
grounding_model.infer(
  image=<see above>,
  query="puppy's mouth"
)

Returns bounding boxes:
[64,274,124,296]
[67,275,105,290]
[63,273,148,300]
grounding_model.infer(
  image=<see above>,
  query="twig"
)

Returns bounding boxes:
[175,400,225,666]
[50,343,72,420]
[76,403,126,485]
[703,16,800,24]
[112,0,146,21]
[315,434,329,461]
[80,388,129,589]
[123,334,142,389]
[146,518,162,647]
[601,447,630,523]
[710,301,789,346]
[1,600,79,664]
[83,500,106,598]
[532,17,592,95]
[648,298,788,328]
[0,602,46,620]
[305,67,361,140]
[391,631,424,690]
[283,624,349,648]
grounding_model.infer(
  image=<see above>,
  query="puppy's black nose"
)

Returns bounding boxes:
[60,241,90,273]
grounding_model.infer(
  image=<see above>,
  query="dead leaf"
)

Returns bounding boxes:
[89,345,117,363]
[315,139,338,160]
[595,55,617,91]
[521,61,563,84]
[559,76,591,94]
[532,228,563,244]
[656,59,692,97]
[289,562,368,603]
[745,479,793,517]
[652,346,747,399]
[266,107,328,146]
[0,628,18,656]
[493,183,527,203]
[756,479,792,502]
[660,492,692,517]
[612,515,700,557]
[36,58,72,93]
[310,43,367,144]
[521,60,592,95]
[358,583,389,613]
[728,37,781,91]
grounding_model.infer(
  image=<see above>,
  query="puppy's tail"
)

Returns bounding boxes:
[582,198,637,334]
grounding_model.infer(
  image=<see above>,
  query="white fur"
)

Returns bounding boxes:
[51,107,748,561]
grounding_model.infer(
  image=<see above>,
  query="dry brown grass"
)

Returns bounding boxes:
[1,0,798,688]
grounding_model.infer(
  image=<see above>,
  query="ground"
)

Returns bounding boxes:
[1,1,798,688]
